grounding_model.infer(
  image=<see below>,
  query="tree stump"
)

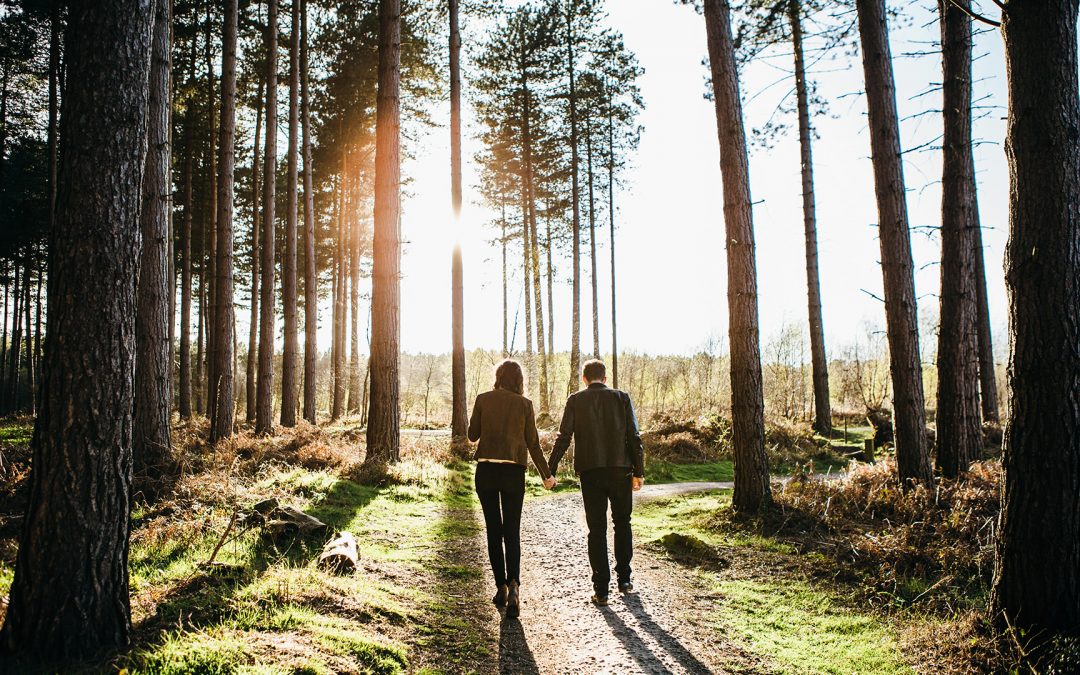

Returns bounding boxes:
[318,531,358,574]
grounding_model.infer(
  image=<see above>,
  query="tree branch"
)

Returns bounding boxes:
[947,0,1001,28]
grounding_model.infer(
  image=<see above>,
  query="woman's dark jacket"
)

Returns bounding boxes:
[468,388,552,479]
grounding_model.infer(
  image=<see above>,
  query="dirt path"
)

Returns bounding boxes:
[460,482,755,675]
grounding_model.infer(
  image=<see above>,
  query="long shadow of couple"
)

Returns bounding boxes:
[496,594,711,674]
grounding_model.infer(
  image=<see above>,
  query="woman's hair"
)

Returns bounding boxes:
[493,359,525,395]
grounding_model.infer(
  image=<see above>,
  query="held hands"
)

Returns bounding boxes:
[632,476,644,492]
[543,476,557,490]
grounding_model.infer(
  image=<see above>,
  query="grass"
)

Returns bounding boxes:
[112,434,495,673]
[711,578,910,674]
[635,490,922,673]
[0,418,32,446]
[646,460,733,483]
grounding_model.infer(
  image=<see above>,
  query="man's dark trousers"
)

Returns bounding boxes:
[580,466,634,594]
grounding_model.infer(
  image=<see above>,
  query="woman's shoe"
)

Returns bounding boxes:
[492,584,508,607]
[507,581,521,618]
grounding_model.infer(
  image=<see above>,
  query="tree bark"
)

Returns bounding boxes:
[789,1,831,436]
[607,87,618,389]
[991,0,1080,638]
[364,0,402,466]
[972,211,998,422]
[521,81,548,412]
[256,0,278,435]
[195,249,205,414]
[205,7,219,419]
[1,269,8,403]
[502,209,508,356]
[586,112,599,359]
[332,168,346,420]
[211,0,238,443]
[934,0,981,478]
[703,0,771,513]
[135,0,173,467]
[0,2,151,660]
[22,254,33,416]
[247,74,263,424]
[179,73,195,420]
[5,260,19,411]
[347,164,361,413]
[301,0,317,424]
[565,1,582,396]
[855,0,932,486]
[450,0,468,439]
[280,0,300,427]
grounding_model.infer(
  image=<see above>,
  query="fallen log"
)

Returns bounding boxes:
[265,505,328,539]
[318,531,358,574]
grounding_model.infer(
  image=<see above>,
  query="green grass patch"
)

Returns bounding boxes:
[647,460,733,484]
[0,418,32,445]
[711,578,910,674]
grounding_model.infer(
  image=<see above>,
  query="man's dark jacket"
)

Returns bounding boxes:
[549,382,644,477]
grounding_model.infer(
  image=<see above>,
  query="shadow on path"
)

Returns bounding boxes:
[499,616,541,675]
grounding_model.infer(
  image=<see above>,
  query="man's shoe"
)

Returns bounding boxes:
[591,593,610,606]
[618,581,635,594]
[507,581,521,618]
[492,584,508,607]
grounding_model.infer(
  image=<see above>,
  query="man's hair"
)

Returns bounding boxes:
[582,359,606,383]
[494,359,525,395]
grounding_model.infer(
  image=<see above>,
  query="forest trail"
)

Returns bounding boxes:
[454,482,751,674]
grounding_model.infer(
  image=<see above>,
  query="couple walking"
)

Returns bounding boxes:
[467,358,645,618]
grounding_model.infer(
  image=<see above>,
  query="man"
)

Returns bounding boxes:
[549,359,645,605]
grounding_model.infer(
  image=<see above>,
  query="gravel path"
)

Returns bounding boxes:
[469,481,746,675]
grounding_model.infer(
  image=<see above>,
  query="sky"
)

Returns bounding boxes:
[337,1,1010,359]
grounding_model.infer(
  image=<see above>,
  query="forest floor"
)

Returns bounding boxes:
[0,416,989,674]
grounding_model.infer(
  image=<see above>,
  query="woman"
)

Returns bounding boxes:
[467,359,556,618]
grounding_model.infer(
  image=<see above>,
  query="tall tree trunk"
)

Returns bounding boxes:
[972,211,998,422]
[501,209,508,356]
[545,211,554,367]
[247,75,263,424]
[1,269,8,404]
[703,0,771,513]
[0,2,151,659]
[280,0,300,427]
[365,0,402,466]
[934,0,981,478]
[347,165,361,413]
[205,7,219,419]
[211,0,238,443]
[331,170,346,420]
[195,253,205,414]
[33,249,42,398]
[135,0,173,468]
[521,186,534,384]
[991,0,1080,639]
[450,0,468,439]
[47,4,59,224]
[522,88,548,413]
[179,102,194,420]
[586,112,599,359]
[789,1,831,436]
[6,258,20,411]
[855,0,932,486]
[607,87,618,389]
[22,254,33,415]
[565,1,582,395]
[256,0,278,435]
[301,0,317,424]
